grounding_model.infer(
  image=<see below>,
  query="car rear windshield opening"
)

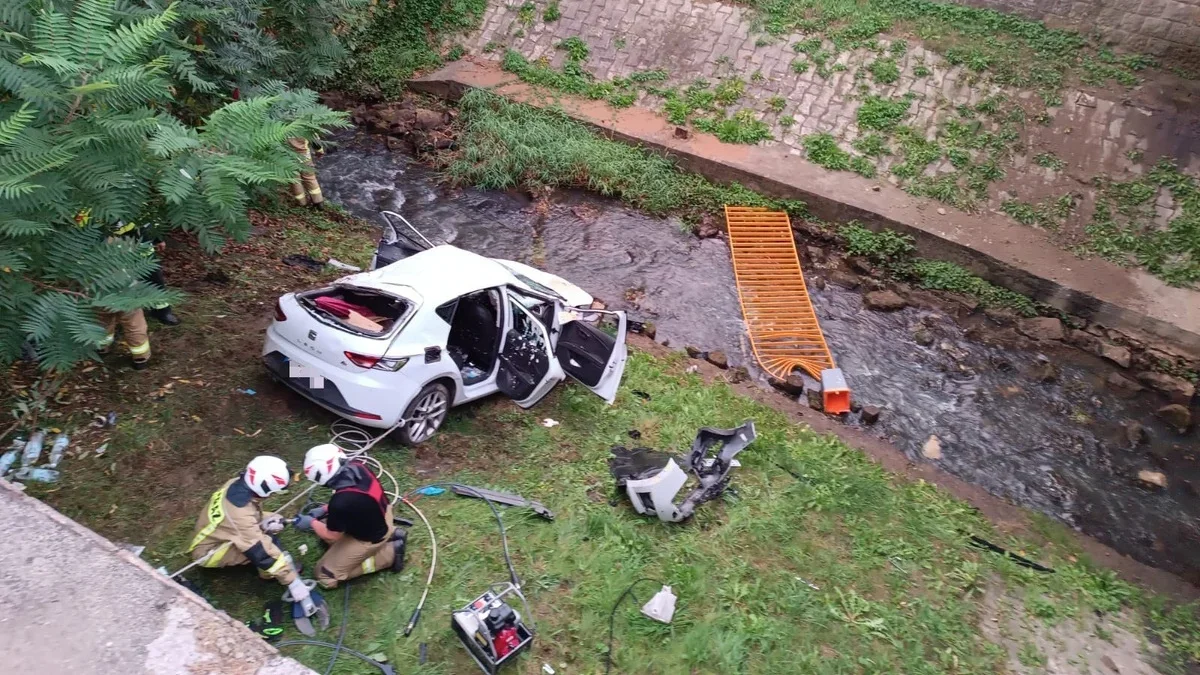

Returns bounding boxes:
[300,286,408,336]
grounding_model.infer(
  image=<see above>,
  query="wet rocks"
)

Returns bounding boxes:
[685,345,702,358]
[693,214,720,239]
[983,307,1019,326]
[861,405,881,425]
[639,321,657,340]
[1104,372,1144,396]
[913,327,935,346]
[705,350,729,369]
[863,290,907,312]
[922,435,942,459]
[1135,371,1196,404]
[1016,317,1064,341]
[1136,470,1167,490]
[847,256,875,276]
[1156,404,1192,433]
[769,373,806,396]
[806,389,824,411]
[727,366,750,384]
[1125,421,1147,447]
[1065,328,1099,352]
[828,271,860,289]
[1097,342,1132,369]
[674,126,691,140]
[805,246,826,264]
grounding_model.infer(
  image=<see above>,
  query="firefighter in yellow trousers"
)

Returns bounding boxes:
[287,137,324,207]
[98,309,150,370]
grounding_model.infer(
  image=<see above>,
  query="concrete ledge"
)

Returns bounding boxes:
[0,479,314,675]
[411,59,1200,358]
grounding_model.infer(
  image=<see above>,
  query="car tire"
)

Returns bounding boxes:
[398,382,450,445]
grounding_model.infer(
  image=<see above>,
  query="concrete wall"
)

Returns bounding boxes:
[958,0,1200,69]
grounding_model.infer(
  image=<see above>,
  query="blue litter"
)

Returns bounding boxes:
[416,486,445,496]
[238,388,257,396]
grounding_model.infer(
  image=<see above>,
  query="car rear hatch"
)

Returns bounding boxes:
[272,283,418,372]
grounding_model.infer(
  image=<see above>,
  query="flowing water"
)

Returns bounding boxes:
[317,131,1200,580]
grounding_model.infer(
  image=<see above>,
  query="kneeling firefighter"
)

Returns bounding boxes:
[296,444,407,589]
[188,456,326,624]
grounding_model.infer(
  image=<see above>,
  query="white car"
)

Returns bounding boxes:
[262,244,629,444]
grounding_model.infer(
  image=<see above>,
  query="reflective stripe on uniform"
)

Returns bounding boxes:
[266,553,292,576]
[113,221,137,236]
[306,187,322,196]
[203,541,233,567]
[189,487,226,551]
[128,340,150,356]
[98,333,115,348]
[362,558,376,575]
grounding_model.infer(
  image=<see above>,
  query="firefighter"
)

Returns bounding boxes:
[112,220,181,326]
[296,444,406,589]
[97,307,150,370]
[287,137,324,208]
[188,456,322,618]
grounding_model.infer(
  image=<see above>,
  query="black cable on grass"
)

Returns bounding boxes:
[276,640,394,675]
[323,581,353,675]
[605,578,663,675]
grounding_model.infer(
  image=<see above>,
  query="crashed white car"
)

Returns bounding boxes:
[263,244,629,444]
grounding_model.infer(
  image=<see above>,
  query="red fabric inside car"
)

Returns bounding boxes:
[315,295,373,318]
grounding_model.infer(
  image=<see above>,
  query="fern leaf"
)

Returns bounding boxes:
[0,102,35,146]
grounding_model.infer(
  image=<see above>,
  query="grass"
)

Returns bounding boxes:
[20,230,1200,672]
[343,0,488,98]
[443,90,804,218]
[1081,160,1200,287]
[838,222,1039,315]
[1001,194,1075,231]
[867,56,900,84]
[856,94,911,132]
[1033,151,1066,171]
[694,109,774,144]
[542,0,560,22]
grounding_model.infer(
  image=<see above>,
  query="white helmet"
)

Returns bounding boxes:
[244,456,290,498]
[304,444,347,486]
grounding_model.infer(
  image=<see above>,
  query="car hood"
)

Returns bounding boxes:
[494,259,593,307]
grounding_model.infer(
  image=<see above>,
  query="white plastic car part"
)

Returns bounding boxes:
[624,458,689,522]
[641,585,677,624]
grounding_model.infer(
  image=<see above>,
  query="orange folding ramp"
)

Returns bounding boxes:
[724,206,849,413]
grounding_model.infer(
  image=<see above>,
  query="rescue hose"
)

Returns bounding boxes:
[400,495,436,637]
[162,549,214,579]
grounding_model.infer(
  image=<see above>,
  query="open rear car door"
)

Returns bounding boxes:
[496,292,565,407]
[555,310,628,404]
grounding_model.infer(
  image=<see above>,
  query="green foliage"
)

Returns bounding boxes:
[766,95,786,112]
[913,64,931,77]
[791,58,811,74]
[444,90,806,218]
[557,36,589,61]
[693,110,773,144]
[908,259,1038,315]
[1033,152,1065,171]
[1001,195,1075,230]
[778,114,795,127]
[803,133,851,171]
[542,1,561,22]
[849,155,876,177]
[841,222,915,262]
[867,57,900,84]
[853,132,890,156]
[0,0,347,369]
[889,38,907,55]
[714,77,746,105]
[344,0,487,98]
[1082,162,1200,286]
[517,1,535,24]
[856,95,911,131]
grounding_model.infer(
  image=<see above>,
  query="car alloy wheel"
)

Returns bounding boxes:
[405,386,448,444]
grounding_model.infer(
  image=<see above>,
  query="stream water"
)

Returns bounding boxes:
[316,131,1200,580]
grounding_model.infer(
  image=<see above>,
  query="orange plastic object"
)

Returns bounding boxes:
[724,206,850,413]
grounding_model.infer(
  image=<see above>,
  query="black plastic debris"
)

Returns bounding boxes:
[282,254,325,271]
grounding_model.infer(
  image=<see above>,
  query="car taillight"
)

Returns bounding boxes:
[344,352,408,372]
[274,300,287,322]
[352,411,383,420]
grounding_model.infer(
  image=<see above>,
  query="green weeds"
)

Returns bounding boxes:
[694,109,774,144]
[445,90,802,218]
[857,95,911,131]
[852,132,890,156]
[1001,194,1075,230]
[542,1,560,22]
[1034,151,1066,171]
[868,57,900,84]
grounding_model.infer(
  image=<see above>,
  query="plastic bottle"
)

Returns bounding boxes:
[14,466,60,483]
[21,430,45,467]
[0,450,18,476]
[46,433,69,468]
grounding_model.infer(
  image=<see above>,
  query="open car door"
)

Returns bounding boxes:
[496,292,565,408]
[555,310,628,404]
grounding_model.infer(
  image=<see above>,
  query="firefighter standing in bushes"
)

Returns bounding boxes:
[295,444,407,588]
[287,137,324,208]
[188,456,324,618]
